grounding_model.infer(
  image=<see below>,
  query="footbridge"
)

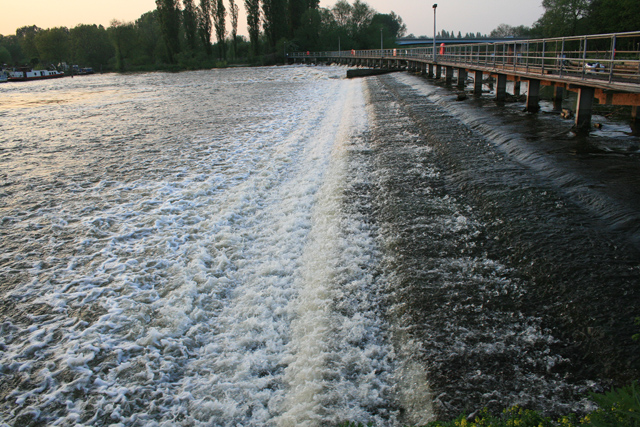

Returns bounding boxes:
[289,31,640,133]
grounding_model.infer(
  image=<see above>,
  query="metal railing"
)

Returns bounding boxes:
[290,31,640,88]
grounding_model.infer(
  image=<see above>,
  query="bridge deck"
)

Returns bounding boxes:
[290,31,640,95]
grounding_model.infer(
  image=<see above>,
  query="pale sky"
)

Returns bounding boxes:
[1,0,544,40]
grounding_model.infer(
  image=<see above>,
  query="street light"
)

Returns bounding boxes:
[381,27,383,52]
[433,4,437,62]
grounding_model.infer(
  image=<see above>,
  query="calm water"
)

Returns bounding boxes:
[1,66,639,426]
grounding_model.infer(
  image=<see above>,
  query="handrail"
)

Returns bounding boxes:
[289,31,640,87]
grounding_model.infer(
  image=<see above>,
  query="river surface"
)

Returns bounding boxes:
[0,66,639,426]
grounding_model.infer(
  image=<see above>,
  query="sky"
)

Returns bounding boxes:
[1,0,544,40]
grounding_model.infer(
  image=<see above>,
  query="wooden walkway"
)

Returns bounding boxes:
[289,31,640,133]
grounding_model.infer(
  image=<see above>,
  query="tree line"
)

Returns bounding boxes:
[0,0,406,71]
[1,0,636,71]
[486,0,639,39]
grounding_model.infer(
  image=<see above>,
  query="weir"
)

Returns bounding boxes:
[289,31,640,134]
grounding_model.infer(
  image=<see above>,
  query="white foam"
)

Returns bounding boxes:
[0,66,410,426]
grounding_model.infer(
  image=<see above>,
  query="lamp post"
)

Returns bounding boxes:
[433,3,437,62]
[381,27,383,52]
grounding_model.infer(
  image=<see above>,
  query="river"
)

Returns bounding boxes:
[0,66,639,426]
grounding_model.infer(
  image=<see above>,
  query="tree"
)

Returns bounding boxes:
[213,0,226,58]
[332,0,352,29]
[363,12,405,50]
[16,25,41,64]
[262,0,287,51]
[245,0,261,55]
[586,0,640,34]
[288,0,318,38]
[534,0,590,37]
[0,34,25,65]
[108,20,136,70]
[156,0,182,62]
[135,11,163,65]
[198,0,213,55]
[229,0,239,58]
[294,8,322,50]
[69,24,113,69]
[183,0,199,51]
[490,23,531,38]
[0,46,11,65]
[34,27,70,65]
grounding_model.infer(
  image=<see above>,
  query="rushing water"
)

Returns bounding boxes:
[1,66,639,426]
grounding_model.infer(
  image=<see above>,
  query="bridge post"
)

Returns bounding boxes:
[436,65,442,79]
[525,79,541,113]
[632,106,639,135]
[428,64,434,78]
[574,86,595,133]
[496,74,507,102]
[553,86,564,111]
[514,80,521,96]
[445,67,454,85]
[457,68,467,89]
[474,70,483,95]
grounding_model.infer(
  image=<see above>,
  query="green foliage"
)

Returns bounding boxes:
[34,27,70,65]
[423,407,560,427]
[262,0,288,50]
[182,0,199,51]
[213,0,227,58]
[633,317,640,342]
[245,0,261,55]
[155,0,182,62]
[0,45,11,64]
[586,381,640,427]
[532,0,640,37]
[586,0,640,34]
[0,0,410,70]
[69,24,114,69]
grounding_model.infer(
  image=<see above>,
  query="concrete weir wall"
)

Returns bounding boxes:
[346,69,400,79]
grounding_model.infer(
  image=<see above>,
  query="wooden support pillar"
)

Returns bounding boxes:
[428,64,434,78]
[526,79,541,113]
[496,74,507,102]
[575,86,595,133]
[435,65,442,79]
[474,70,483,95]
[631,106,639,135]
[553,86,564,111]
[514,80,521,96]
[445,67,454,85]
[457,68,467,89]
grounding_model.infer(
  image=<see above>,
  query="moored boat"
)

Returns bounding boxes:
[77,67,95,75]
[8,68,65,81]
